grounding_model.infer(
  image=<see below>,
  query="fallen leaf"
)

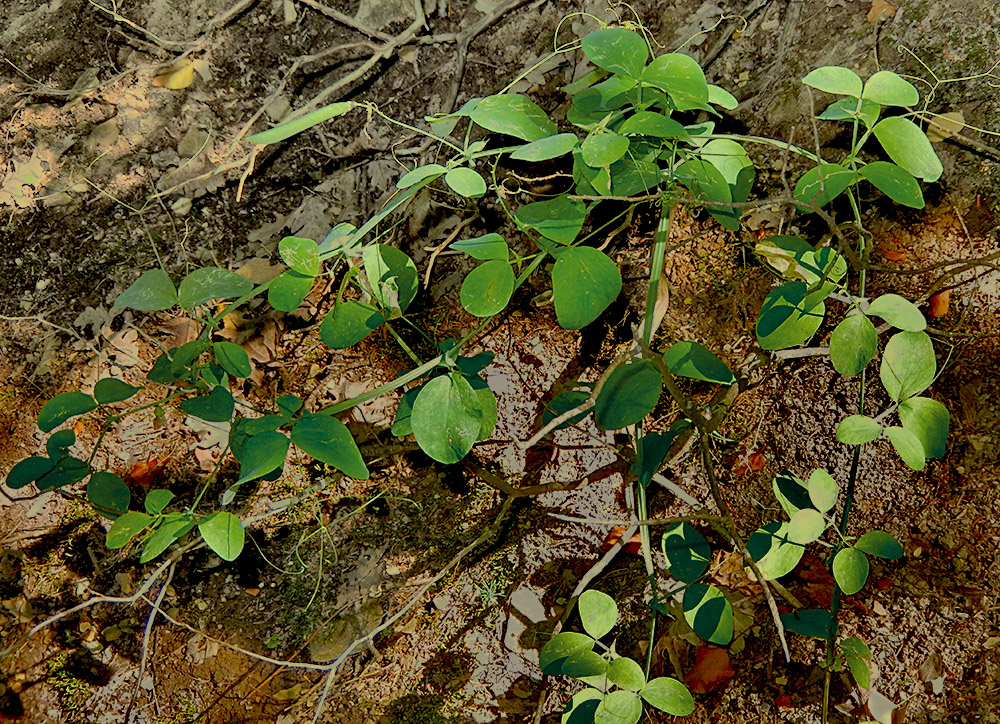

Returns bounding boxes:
[732,446,766,476]
[274,683,302,702]
[926,111,964,143]
[152,58,194,89]
[236,257,285,285]
[867,0,897,23]
[128,455,169,489]
[775,694,792,708]
[709,551,762,597]
[881,248,906,262]
[600,526,642,555]
[685,646,734,693]
[929,290,950,317]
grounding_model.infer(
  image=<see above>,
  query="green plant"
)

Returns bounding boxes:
[2,14,960,722]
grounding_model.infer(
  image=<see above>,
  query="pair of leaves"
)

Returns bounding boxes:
[6,428,90,491]
[832,531,903,595]
[107,502,245,562]
[660,523,734,645]
[269,236,321,312]
[829,293,926,377]
[115,267,255,312]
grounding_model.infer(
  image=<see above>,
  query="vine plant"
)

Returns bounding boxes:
[4,17,953,723]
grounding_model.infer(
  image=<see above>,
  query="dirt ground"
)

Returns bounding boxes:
[1,0,999,722]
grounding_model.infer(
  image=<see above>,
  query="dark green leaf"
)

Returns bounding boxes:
[780,609,834,640]
[396,163,446,189]
[662,522,711,583]
[663,341,735,385]
[561,649,609,679]
[854,530,903,559]
[38,392,98,432]
[746,521,804,579]
[410,372,482,464]
[859,162,923,208]
[198,512,246,561]
[233,430,289,484]
[319,301,386,349]
[106,511,155,549]
[460,260,515,317]
[113,269,177,311]
[179,386,235,423]
[141,518,192,563]
[561,689,602,724]
[581,28,648,78]
[832,547,869,595]
[93,378,141,405]
[87,472,130,518]
[872,117,943,182]
[145,489,175,514]
[291,414,369,479]
[541,389,592,431]
[5,457,55,489]
[466,375,497,440]
[617,111,689,139]
[593,359,661,430]
[46,429,76,457]
[633,421,689,488]
[829,314,877,376]
[794,163,855,208]
[675,159,738,230]
[898,396,949,458]
[539,632,595,674]
[642,53,708,108]
[391,387,420,437]
[177,267,254,309]
[516,195,587,245]
[213,342,252,378]
[756,281,827,350]
[581,131,629,167]
[840,636,872,689]
[452,233,509,261]
[276,394,302,417]
[551,247,622,330]
[35,455,90,491]
[817,97,881,127]
[578,589,617,639]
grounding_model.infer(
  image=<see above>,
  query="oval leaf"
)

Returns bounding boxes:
[855,530,903,559]
[866,293,926,331]
[410,373,483,464]
[94,378,141,405]
[756,281,827,350]
[662,521,711,583]
[880,330,936,401]
[106,511,154,549]
[213,342,252,378]
[509,133,578,161]
[642,53,708,107]
[445,167,487,198]
[362,244,419,315]
[836,415,883,445]
[872,117,943,182]
[594,359,661,430]
[396,163,446,188]
[460,260,515,317]
[582,28,648,78]
[885,425,926,470]
[803,66,863,97]
[516,195,587,245]
[859,162,923,208]
[683,583,734,645]
[663,341,734,385]
[177,267,254,309]
[539,632,594,674]
[578,589,618,639]
[179,386,235,423]
[641,677,695,716]
[141,518,193,563]
[595,691,642,724]
[862,70,919,107]
[278,236,320,276]
[746,521,804,580]
[6,457,55,490]
[113,269,177,311]
[234,430,289,484]
[452,233,509,261]
[794,163,855,208]
[832,547,869,595]
[87,472,130,518]
[291,414,369,479]
[788,508,826,544]
[830,314,877,376]
[607,657,646,691]
[198,512,246,561]
[468,94,557,141]
[898,396,949,458]
[581,132,630,167]
[807,469,839,513]
[319,301,386,349]
[38,392,98,432]
[551,247,622,330]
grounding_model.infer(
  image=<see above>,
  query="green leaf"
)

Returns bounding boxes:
[756,281,827,350]
[363,244,419,315]
[291,414,369,479]
[320,301,386,349]
[866,293,926,331]
[633,421,689,488]
[5,457,55,489]
[561,689,602,724]
[396,163,446,188]
[278,236,320,276]
[581,132,630,167]
[179,386,235,423]
[832,547,869,595]
[880,331,936,401]
[542,389,592,430]
[788,508,826,544]
[509,133,579,161]
[144,489,175,514]
[113,269,178,311]
[213,342,252,378]
[836,415,883,445]
[246,101,354,145]
[755,235,846,285]
[141,517,192,563]
[35,456,90,490]
[772,469,813,517]
[859,162,924,208]
[106,511,155,549]
[391,387,420,437]
[780,609,833,640]
[886,425,926,470]
[177,267,254,309]
[817,97,881,127]
[683,583,734,645]
[233,429,289,484]
[872,117,943,182]
[410,372,483,464]
[898,396,949,458]
[198,512,246,561]
[662,522,711,583]
[640,677,695,716]
[276,394,302,417]
[581,28,648,78]
[268,271,315,313]
[862,71,919,107]
[87,472,130,518]
[551,247,622,329]
[803,66,863,97]
[707,84,738,109]
[607,657,646,691]
[609,157,661,196]
[445,167,487,198]
[593,359,661,430]
[855,530,903,559]
[460,260,515,317]
[46,429,75,457]
[595,690,642,724]
[807,469,838,513]
[93,378,141,405]
[794,163,855,208]
[516,195,587,245]
[468,94,557,141]
[38,392,98,432]
[540,632,595,674]
[467,374,497,440]
[617,111,688,139]
[675,159,738,230]
[829,314,877,376]
[746,521,805,579]
[561,649,609,679]
[700,139,753,190]
[642,53,709,108]
[578,589,617,639]
[840,637,872,689]
[452,233,509,261]
[663,341,734,385]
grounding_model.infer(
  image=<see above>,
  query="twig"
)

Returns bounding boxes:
[295,0,392,42]
[423,218,475,288]
[125,562,175,722]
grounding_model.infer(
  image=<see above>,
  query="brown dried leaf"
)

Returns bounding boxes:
[929,290,950,317]
[867,0,897,23]
[685,646,734,693]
